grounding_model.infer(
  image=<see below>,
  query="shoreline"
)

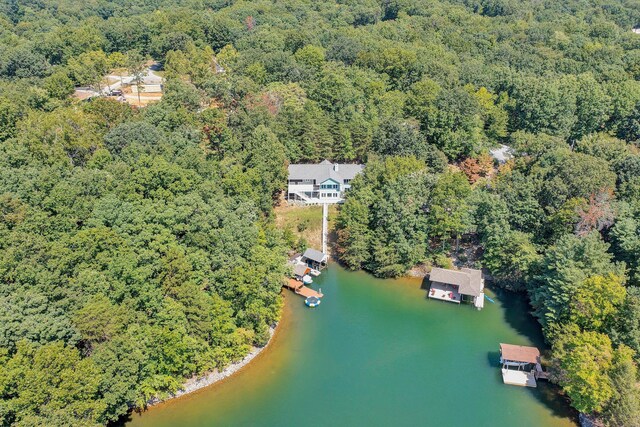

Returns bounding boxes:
[147,322,280,407]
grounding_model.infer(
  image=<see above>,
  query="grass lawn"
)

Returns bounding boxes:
[327,204,339,222]
[276,204,341,253]
[275,205,323,251]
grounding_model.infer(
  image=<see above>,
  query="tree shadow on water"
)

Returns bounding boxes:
[420,276,430,291]
[491,285,546,349]
[486,350,501,368]
[110,411,133,427]
[533,381,578,424]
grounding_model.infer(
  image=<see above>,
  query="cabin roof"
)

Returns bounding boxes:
[500,343,540,364]
[429,267,483,297]
[302,248,327,263]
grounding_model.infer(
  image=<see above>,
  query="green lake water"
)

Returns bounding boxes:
[126,266,577,427]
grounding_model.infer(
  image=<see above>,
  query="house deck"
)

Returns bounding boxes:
[501,369,537,388]
[288,195,344,205]
[428,281,461,304]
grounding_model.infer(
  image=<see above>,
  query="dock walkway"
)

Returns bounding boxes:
[535,363,548,380]
[284,278,323,298]
[322,203,328,254]
[475,292,485,309]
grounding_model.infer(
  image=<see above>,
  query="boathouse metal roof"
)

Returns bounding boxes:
[293,264,310,277]
[500,343,541,364]
[429,267,483,297]
[288,160,364,184]
[302,248,327,263]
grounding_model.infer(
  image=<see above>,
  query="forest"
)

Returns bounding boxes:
[0,0,640,425]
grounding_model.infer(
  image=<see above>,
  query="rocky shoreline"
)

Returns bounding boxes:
[148,325,277,406]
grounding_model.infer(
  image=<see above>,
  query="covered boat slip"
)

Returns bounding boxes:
[301,248,328,270]
[499,343,546,388]
[293,264,311,280]
[427,267,485,309]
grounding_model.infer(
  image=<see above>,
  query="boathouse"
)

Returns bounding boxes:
[499,343,547,388]
[427,267,485,309]
[301,248,328,270]
[293,263,311,281]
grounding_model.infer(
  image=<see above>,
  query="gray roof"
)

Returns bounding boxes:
[293,264,310,276]
[302,248,327,263]
[288,160,364,183]
[429,267,483,297]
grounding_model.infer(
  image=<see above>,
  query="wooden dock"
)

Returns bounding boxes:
[284,278,323,298]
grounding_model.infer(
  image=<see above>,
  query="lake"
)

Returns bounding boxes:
[125,265,576,427]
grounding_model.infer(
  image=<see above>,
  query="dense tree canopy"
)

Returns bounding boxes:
[1,0,640,424]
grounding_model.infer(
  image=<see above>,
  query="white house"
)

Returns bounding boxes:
[287,160,364,204]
